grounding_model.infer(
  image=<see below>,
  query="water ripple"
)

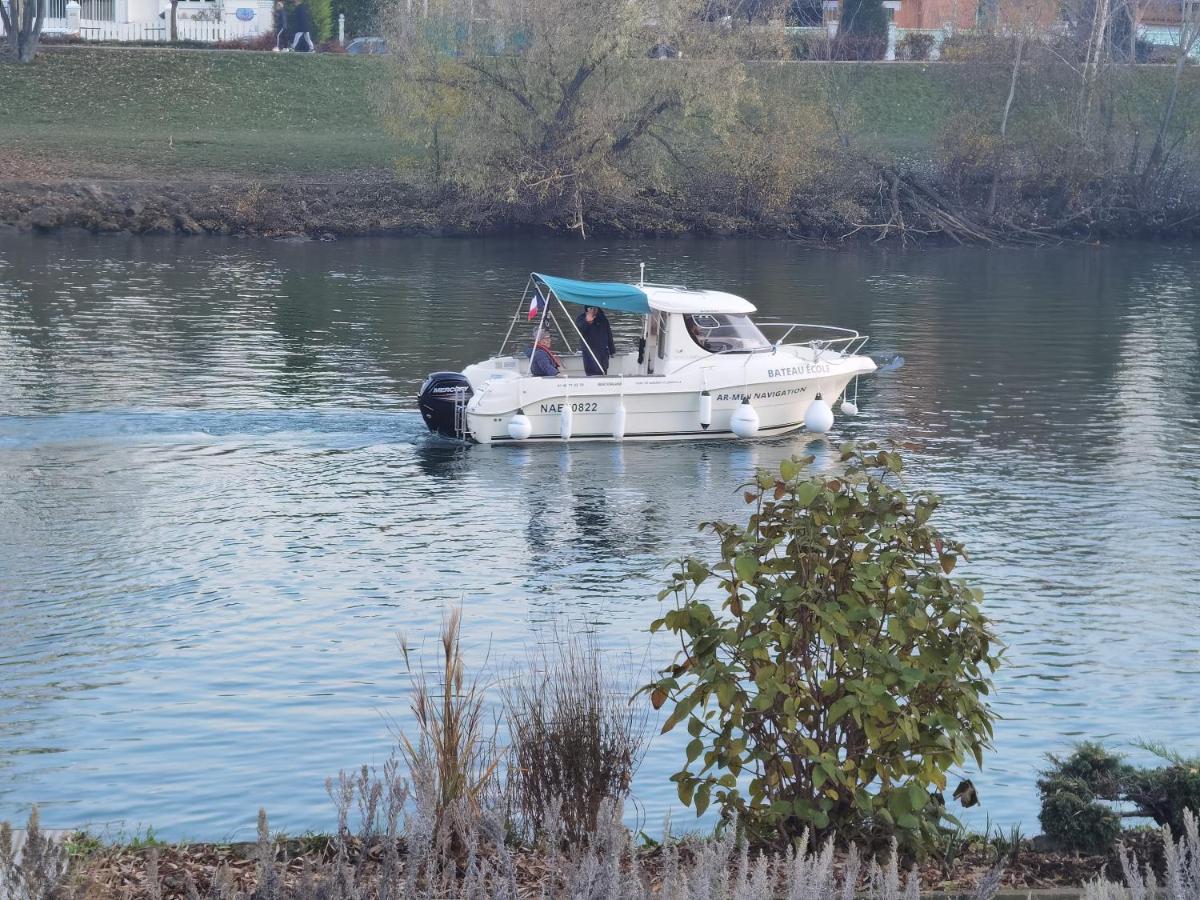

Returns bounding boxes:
[1,235,1198,839]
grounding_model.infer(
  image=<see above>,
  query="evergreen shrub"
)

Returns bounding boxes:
[307,0,332,42]
[1038,743,1200,853]
[836,0,888,59]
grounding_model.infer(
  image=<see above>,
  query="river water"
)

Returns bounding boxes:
[1,232,1198,841]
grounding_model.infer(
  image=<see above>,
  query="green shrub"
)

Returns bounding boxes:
[1037,772,1122,854]
[898,32,934,61]
[332,0,376,38]
[307,0,332,42]
[1124,756,1200,838]
[787,31,833,59]
[1038,743,1200,853]
[1047,742,1129,797]
[645,445,1001,847]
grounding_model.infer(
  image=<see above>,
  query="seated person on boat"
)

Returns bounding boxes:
[528,328,563,376]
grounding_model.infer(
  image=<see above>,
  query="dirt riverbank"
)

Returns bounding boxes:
[5,139,1200,244]
[0,172,454,240]
[55,828,1166,900]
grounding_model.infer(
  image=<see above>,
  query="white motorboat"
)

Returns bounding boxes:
[417,272,876,444]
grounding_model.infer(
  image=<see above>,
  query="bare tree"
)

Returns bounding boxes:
[1077,0,1114,132]
[1143,0,1200,181]
[378,0,751,231]
[986,32,1025,219]
[0,0,47,63]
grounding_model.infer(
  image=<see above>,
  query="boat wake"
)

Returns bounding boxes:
[873,353,906,374]
[0,408,428,451]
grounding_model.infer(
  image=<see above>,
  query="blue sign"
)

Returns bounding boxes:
[235,7,255,20]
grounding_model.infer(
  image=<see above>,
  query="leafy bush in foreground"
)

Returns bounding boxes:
[646,445,1001,848]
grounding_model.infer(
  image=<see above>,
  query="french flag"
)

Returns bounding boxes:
[527,286,547,321]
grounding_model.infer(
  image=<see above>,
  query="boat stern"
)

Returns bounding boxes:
[417,371,473,440]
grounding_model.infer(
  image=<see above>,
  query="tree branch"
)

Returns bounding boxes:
[460,59,538,117]
[611,96,681,157]
[646,128,686,167]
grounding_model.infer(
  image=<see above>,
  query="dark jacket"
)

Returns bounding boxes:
[576,309,616,376]
[529,345,559,377]
[272,4,287,31]
[292,1,313,33]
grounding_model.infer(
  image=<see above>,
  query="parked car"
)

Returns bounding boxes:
[346,36,389,54]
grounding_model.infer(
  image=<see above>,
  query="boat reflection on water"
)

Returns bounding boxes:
[410,428,851,592]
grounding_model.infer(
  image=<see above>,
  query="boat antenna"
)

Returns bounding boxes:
[639,262,645,287]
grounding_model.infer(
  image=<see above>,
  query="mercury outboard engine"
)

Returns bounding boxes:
[417,372,473,439]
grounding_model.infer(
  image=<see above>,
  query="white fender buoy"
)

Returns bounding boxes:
[612,402,627,441]
[699,390,713,430]
[805,394,834,434]
[729,398,760,439]
[560,403,573,441]
[840,399,859,417]
[508,409,532,441]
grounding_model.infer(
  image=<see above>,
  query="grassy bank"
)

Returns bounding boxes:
[0,48,397,177]
[2,47,1199,241]
[5,47,1196,180]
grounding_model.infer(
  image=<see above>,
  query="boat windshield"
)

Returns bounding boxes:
[688,313,770,352]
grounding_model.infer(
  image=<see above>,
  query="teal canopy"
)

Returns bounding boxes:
[533,273,650,315]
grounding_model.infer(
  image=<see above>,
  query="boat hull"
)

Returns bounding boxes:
[463,367,869,444]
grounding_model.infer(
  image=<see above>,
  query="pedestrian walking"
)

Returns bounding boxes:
[272,0,288,50]
[290,0,315,52]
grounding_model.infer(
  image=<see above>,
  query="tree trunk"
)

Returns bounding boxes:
[988,33,1025,220]
[1,0,16,56]
[1078,0,1112,137]
[170,0,178,41]
[8,0,46,63]
[1143,1,1198,182]
[1127,0,1136,62]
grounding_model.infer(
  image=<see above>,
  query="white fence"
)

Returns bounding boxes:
[43,17,267,39]
[44,0,116,17]
[1,0,272,40]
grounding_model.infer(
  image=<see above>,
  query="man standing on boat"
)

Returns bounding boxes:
[576,306,616,376]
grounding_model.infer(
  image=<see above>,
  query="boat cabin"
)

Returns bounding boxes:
[499,273,773,379]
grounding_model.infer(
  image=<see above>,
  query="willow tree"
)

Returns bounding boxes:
[378,0,753,231]
[1,0,47,63]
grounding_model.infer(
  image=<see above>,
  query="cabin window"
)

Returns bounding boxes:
[688,314,769,352]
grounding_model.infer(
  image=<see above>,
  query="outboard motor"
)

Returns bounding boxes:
[417,372,473,439]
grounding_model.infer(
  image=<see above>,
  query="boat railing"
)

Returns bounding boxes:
[756,323,869,360]
[669,324,866,376]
